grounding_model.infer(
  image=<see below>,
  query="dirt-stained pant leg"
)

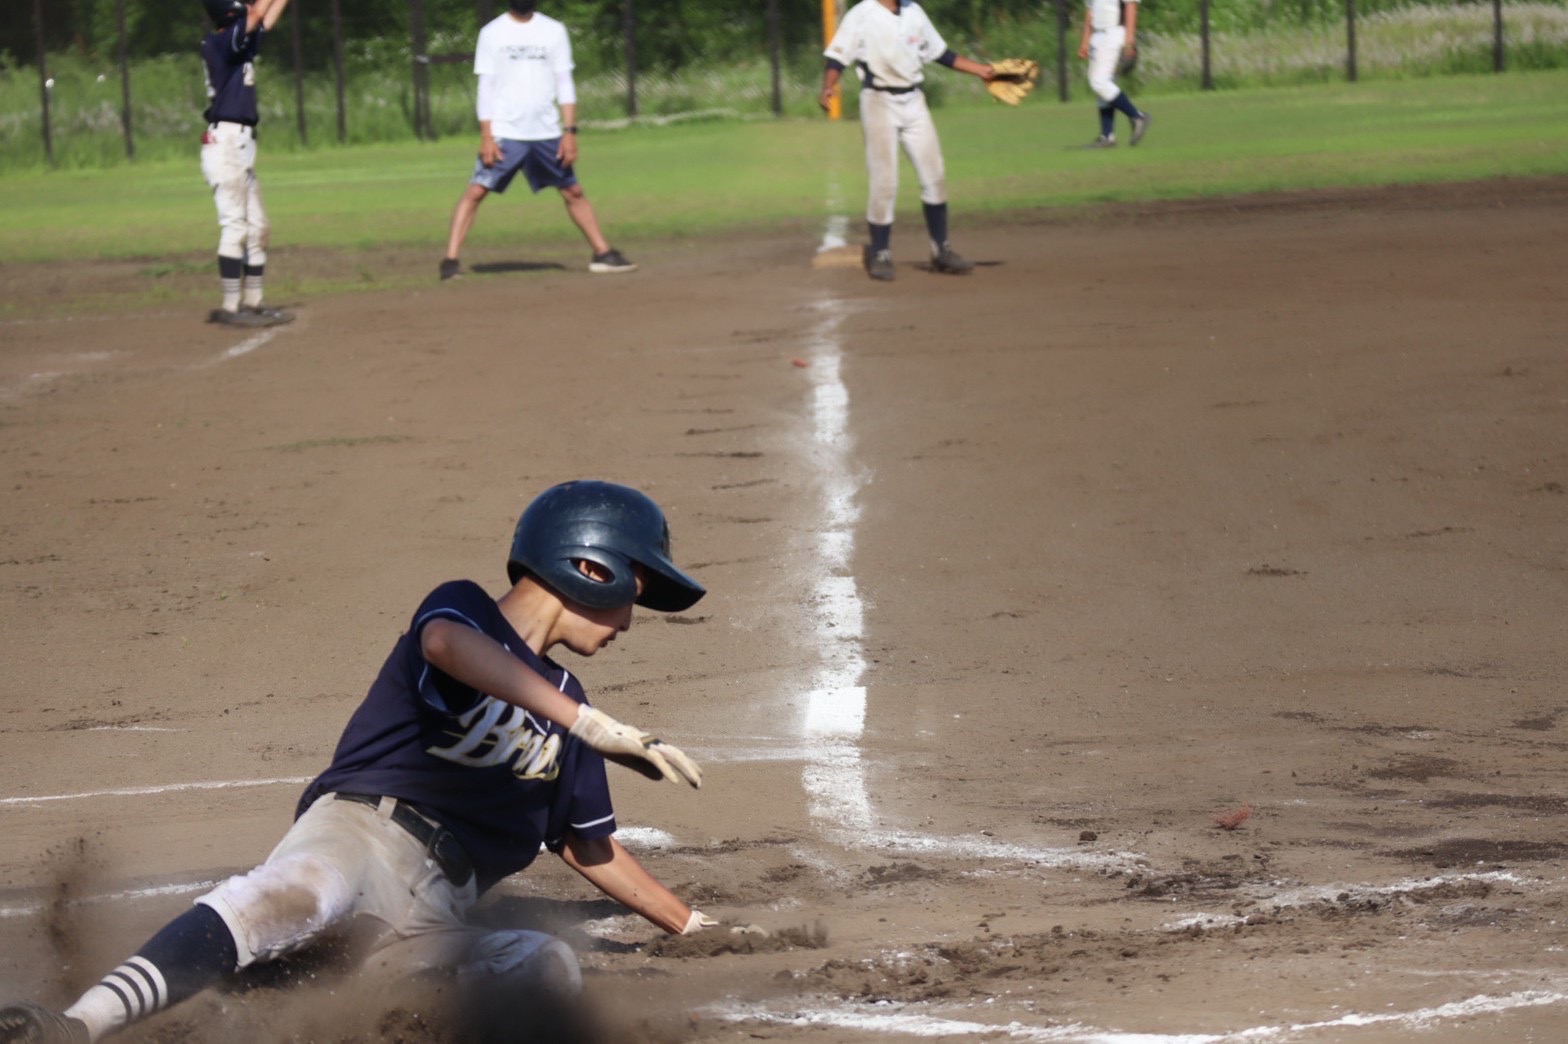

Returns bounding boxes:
[200,122,268,265]
[1087,25,1127,103]
[196,794,474,967]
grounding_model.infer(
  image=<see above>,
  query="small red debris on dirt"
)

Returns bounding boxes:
[790,358,810,368]
[1212,805,1253,830]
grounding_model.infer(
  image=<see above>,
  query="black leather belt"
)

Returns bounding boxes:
[865,83,920,94]
[334,792,474,887]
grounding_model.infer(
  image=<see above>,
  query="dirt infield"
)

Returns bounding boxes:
[2,177,1567,1042]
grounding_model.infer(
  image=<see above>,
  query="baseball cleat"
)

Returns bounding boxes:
[588,249,637,274]
[864,247,895,282]
[0,1003,90,1044]
[1130,113,1152,146]
[438,258,463,281]
[929,243,974,275]
[241,304,295,326]
[207,307,271,328]
[1088,134,1117,148]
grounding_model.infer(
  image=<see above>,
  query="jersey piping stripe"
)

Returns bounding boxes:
[572,812,614,831]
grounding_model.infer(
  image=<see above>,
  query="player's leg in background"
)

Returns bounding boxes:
[1086,28,1125,146]
[442,182,491,278]
[201,124,254,318]
[238,164,290,322]
[897,95,970,274]
[859,89,899,279]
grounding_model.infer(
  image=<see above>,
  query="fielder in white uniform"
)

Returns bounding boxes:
[821,0,996,282]
[1078,0,1150,148]
[440,1,635,280]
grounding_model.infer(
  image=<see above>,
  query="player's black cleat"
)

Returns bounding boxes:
[207,307,271,328]
[1130,113,1152,146]
[929,243,973,275]
[241,304,295,326]
[588,249,637,274]
[0,1003,90,1044]
[439,257,463,281]
[864,247,895,282]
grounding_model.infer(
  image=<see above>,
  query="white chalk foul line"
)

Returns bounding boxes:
[0,880,222,921]
[715,983,1568,1041]
[0,776,311,808]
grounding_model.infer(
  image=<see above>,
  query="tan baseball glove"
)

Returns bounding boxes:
[986,58,1041,106]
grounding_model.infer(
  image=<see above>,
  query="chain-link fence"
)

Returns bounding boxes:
[3,1,1566,170]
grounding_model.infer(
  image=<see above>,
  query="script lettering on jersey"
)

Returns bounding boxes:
[502,45,551,62]
[427,696,562,780]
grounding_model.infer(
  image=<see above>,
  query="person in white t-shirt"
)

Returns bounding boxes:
[439,1,634,280]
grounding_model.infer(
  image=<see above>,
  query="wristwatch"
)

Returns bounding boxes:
[563,125,579,134]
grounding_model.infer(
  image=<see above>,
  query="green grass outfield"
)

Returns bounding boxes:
[2,70,1565,269]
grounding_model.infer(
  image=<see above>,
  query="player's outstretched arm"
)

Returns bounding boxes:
[249,0,292,32]
[559,833,717,935]
[948,54,994,80]
[420,619,703,786]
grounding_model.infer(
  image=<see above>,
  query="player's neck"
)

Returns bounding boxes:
[497,581,558,656]
[506,12,535,23]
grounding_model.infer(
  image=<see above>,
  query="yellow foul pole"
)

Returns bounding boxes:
[822,0,841,120]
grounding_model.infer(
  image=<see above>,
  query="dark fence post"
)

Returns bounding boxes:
[1055,0,1069,103]
[291,3,308,144]
[1493,0,1505,72]
[766,0,782,116]
[116,0,134,158]
[410,0,432,139]
[623,0,639,118]
[1200,0,1213,90]
[478,0,493,22]
[1345,0,1358,83]
[331,0,347,142]
[34,0,54,165]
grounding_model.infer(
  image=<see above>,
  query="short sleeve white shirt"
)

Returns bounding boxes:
[473,12,574,141]
[824,0,947,91]
[1087,0,1137,33]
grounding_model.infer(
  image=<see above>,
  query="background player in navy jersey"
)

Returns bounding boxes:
[439,1,636,280]
[200,0,294,328]
[0,480,717,1044]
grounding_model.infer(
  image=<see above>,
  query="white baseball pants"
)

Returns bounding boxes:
[1087,26,1127,103]
[196,793,579,990]
[200,122,269,264]
[859,88,946,227]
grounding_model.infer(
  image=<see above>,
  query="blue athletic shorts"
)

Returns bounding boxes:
[470,138,578,194]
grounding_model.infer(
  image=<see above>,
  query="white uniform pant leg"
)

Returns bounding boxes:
[1087,26,1126,103]
[859,88,901,226]
[201,123,267,264]
[896,91,946,207]
[196,794,476,968]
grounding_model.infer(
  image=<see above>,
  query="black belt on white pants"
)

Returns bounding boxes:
[333,792,475,887]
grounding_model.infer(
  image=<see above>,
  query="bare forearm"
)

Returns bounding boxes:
[561,835,692,934]
[950,55,991,79]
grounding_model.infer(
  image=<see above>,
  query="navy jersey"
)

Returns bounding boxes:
[299,580,617,893]
[201,20,263,125]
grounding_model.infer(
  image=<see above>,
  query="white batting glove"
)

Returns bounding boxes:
[682,910,720,935]
[569,705,703,789]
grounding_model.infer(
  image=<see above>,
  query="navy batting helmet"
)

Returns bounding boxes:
[203,0,246,27]
[507,481,705,613]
